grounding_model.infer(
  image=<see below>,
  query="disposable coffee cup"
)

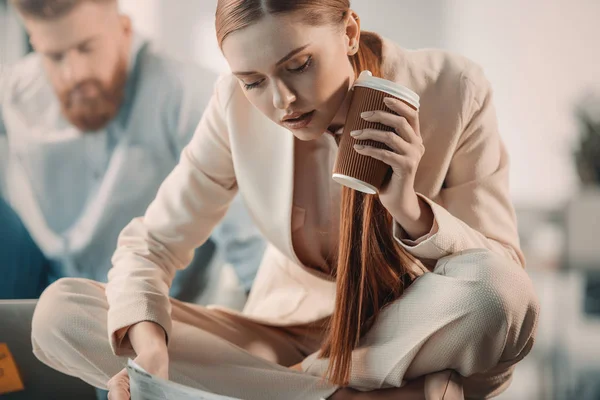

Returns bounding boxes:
[332,71,420,194]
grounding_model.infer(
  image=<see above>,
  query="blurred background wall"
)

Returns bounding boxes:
[115,0,600,211]
[5,0,598,210]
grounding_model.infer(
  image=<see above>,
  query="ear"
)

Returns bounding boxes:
[345,10,361,56]
[120,14,133,37]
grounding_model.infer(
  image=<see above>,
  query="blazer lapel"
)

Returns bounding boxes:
[227,89,300,264]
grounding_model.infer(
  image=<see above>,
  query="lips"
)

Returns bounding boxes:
[281,110,315,130]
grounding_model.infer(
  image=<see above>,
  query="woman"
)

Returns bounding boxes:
[31,1,539,399]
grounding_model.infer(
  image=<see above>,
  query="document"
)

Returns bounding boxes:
[127,359,242,400]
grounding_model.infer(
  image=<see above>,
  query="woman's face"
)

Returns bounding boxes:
[222,12,359,141]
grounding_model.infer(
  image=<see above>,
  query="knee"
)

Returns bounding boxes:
[32,278,100,354]
[441,250,540,360]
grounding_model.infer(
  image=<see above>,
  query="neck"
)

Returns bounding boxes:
[328,70,356,132]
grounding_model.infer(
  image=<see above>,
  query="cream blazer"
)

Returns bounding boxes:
[106,38,524,353]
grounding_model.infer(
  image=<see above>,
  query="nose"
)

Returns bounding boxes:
[61,51,91,86]
[272,79,296,110]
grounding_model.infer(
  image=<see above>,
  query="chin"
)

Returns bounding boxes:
[289,128,325,141]
[276,111,329,141]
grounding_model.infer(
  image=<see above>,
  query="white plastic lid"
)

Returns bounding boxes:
[332,173,378,194]
[353,70,420,110]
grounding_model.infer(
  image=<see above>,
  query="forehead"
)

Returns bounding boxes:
[25,1,117,53]
[222,13,338,71]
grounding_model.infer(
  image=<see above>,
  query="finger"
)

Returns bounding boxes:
[355,145,419,172]
[382,97,420,135]
[108,385,130,400]
[107,369,130,400]
[107,368,128,387]
[108,387,130,400]
[350,128,412,154]
[361,110,420,144]
[354,144,408,168]
[108,381,130,400]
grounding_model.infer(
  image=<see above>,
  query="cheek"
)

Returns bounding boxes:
[243,88,278,121]
[43,61,66,89]
[88,43,121,82]
[93,55,117,82]
[309,57,349,105]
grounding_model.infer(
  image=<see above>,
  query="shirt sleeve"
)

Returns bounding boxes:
[210,195,267,293]
[169,66,219,154]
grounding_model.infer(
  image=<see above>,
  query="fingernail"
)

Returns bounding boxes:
[361,111,374,119]
[350,130,362,137]
[354,144,365,150]
[383,97,394,105]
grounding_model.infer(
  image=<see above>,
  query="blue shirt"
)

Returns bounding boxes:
[0,36,265,290]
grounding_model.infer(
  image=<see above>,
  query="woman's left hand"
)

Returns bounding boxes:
[352,97,424,211]
[352,97,433,239]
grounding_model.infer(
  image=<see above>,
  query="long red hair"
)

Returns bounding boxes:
[216,0,424,386]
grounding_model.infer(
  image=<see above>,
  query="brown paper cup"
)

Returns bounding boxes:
[332,71,420,194]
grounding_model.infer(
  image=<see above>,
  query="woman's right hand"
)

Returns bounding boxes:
[107,348,169,399]
[107,322,169,400]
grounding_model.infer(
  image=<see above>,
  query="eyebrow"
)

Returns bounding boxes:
[232,44,310,76]
[42,36,99,57]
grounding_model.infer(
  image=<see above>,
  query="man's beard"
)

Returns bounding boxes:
[58,56,128,132]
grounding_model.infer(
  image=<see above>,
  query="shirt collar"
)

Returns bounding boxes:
[127,32,145,74]
[111,32,147,130]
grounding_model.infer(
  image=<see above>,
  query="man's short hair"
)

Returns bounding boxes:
[10,0,114,20]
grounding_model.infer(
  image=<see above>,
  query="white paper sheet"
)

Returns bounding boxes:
[127,359,243,400]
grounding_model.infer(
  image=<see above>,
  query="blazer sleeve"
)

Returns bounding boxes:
[106,76,238,354]
[393,66,525,267]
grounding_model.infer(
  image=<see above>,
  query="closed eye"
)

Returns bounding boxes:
[288,56,312,74]
[47,53,64,62]
[242,56,312,91]
[79,43,94,54]
[243,79,265,90]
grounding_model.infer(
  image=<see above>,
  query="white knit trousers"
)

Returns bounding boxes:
[31,249,539,400]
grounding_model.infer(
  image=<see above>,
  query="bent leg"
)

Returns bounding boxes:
[31,278,338,400]
[303,249,540,399]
